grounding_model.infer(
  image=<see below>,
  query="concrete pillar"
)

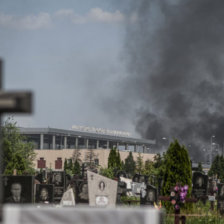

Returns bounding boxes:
[143,145,146,153]
[125,144,128,150]
[52,135,56,149]
[96,140,99,149]
[117,142,119,149]
[106,141,109,149]
[64,136,67,149]
[86,139,89,149]
[40,134,44,149]
[75,137,78,149]
[134,145,137,152]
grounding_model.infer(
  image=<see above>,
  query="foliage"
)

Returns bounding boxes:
[72,148,81,163]
[99,167,114,179]
[120,195,140,206]
[108,147,122,169]
[73,160,81,175]
[135,152,144,174]
[208,155,224,181]
[124,151,136,176]
[143,159,156,176]
[2,117,36,175]
[84,148,98,169]
[197,162,203,172]
[162,139,192,196]
[64,159,68,171]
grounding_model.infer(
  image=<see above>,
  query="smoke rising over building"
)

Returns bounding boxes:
[113,0,224,160]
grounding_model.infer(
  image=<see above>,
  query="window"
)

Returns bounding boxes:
[37,157,46,168]
[55,157,62,169]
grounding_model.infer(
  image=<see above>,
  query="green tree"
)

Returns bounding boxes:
[99,167,114,179]
[136,152,144,174]
[208,155,224,181]
[108,147,118,169]
[124,152,136,176]
[73,160,81,175]
[143,159,155,176]
[64,159,68,171]
[197,162,203,172]
[162,139,192,196]
[2,117,36,175]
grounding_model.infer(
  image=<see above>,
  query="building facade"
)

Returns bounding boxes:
[20,127,156,170]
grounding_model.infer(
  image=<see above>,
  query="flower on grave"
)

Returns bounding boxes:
[170,183,189,211]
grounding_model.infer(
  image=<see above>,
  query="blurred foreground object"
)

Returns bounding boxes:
[3,205,163,224]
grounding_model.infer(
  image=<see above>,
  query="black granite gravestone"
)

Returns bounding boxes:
[132,174,148,184]
[192,171,208,200]
[35,184,54,204]
[117,181,127,204]
[75,181,89,204]
[3,176,34,203]
[217,183,224,214]
[48,171,65,202]
[140,184,157,206]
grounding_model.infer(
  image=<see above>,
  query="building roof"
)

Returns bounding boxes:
[19,127,155,146]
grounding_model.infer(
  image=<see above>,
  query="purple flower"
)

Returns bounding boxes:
[184,185,188,191]
[175,204,180,210]
[174,186,179,192]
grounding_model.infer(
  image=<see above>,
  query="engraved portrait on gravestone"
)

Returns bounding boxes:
[53,173,62,186]
[3,176,33,203]
[99,181,105,191]
[196,176,204,188]
[79,183,89,200]
[147,190,155,202]
[6,183,27,203]
[39,188,49,203]
[36,184,54,203]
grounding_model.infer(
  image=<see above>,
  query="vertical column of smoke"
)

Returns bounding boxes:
[122,0,224,160]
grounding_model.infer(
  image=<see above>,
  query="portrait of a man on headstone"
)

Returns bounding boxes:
[6,183,26,203]
[79,182,89,200]
[99,181,105,191]
[196,176,204,188]
[36,184,54,203]
[3,176,33,204]
[52,172,63,187]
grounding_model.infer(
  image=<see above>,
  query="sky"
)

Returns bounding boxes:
[0,1,137,135]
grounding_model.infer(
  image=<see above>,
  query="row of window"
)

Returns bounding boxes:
[37,157,62,169]
[37,157,99,170]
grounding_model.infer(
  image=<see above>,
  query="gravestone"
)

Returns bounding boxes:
[217,183,224,214]
[132,174,148,184]
[35,184,54,204]
[208,179,217,210]
[3,176,34,204]
[48,171,65,202]
[192,171,208,200]
[141,184,157,206]
[75,181,89,204]
[116,171,127,179]
[131,182,146,197]
[117,181,127,204]
[60,188,75,207]
[87,171,118,207]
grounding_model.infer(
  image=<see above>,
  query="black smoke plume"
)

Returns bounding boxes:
[120,0,224,161]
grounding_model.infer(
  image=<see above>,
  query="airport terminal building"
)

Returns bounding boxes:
[19,127,156,170]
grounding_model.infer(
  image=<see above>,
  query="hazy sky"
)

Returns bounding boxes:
[0,1,137,135]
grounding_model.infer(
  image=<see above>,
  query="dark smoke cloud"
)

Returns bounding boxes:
[119,0,224,160]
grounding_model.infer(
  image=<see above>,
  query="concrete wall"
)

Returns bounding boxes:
[34,148,156,170]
